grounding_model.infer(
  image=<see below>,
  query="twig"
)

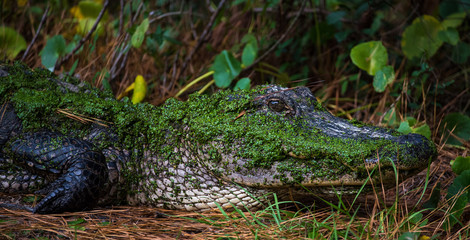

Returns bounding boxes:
[54,0,110,71]
[149,11,201,24]
[109,1,144,80]
[242,0,307,73]
[21,5,50,61]
[179,0,226,77]
[110,43,130,80]
[118,0,124,35]
[169,50,179,91]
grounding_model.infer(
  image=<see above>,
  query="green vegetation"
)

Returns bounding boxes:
[1,0,470,239]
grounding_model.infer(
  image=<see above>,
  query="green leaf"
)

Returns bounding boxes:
[0,26,27,60]
[401,15,443,60]
[40,35,67,71]
[151,25,164,45]
[101,78,111,91]
[350,41,388,75]
[438,28,460,45]
[242,42,257,66]
[241,33,258,67]
[397,121,412,135]
[451,156,470,175]
[65,41,76,54]
[422,183,441,209]
[67,218,86,230]
[211,50,242,88]
[69,59,79,75]
[398,117,432,140]
[406,116,417,127]
[334,30,352,42]
[445,169,470,229]
[241,33,258,46]
[68,218,86,225]
[363,12,384,36]
[326,11,346,28]
[441,12,467,29]
[341,80,348,95]
[234,77,251,90]
[412,124,431,140]
[441,113,470,146]
[408,212,423,225]
[373,65,395,92]
[382,108,397,126]
[451,42,470,64]
[131,18,150,48]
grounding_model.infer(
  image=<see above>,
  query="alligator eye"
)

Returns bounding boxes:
[267,98,288,112]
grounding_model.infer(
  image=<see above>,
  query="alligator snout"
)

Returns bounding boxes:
[364,132,436,172]
[395,133,436,169]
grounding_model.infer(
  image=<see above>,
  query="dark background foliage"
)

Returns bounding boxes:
[1,0,470,238]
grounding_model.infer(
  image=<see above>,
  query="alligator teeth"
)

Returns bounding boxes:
[288,152,306,159]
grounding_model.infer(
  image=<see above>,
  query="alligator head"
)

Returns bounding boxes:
[183,85,437,202]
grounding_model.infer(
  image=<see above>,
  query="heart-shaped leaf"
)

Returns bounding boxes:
[0,26,27,60]
[211,50,241,88]
[40,35,67,71]
[401,15,443,60]
[350,41,388,76]
[234,77,251,90]
[451,156,470,175]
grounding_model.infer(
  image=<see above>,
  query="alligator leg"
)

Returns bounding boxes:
[7,132,109,213]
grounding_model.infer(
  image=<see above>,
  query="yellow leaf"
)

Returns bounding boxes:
[116,75,147,104]
[17,0,27,7]
[70,6,84,19]
[70,0,108,36]
[132,75,147,104]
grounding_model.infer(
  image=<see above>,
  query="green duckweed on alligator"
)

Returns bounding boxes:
[0,62,437,214]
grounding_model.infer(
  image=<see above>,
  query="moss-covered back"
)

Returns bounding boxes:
[0,62,434,188]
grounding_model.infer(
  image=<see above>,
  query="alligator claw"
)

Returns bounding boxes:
[9,132,108,213]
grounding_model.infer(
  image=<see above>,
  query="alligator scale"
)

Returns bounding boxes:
[0,63,436,213]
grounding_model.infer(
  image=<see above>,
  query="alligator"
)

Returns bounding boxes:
[0,62,437,214]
